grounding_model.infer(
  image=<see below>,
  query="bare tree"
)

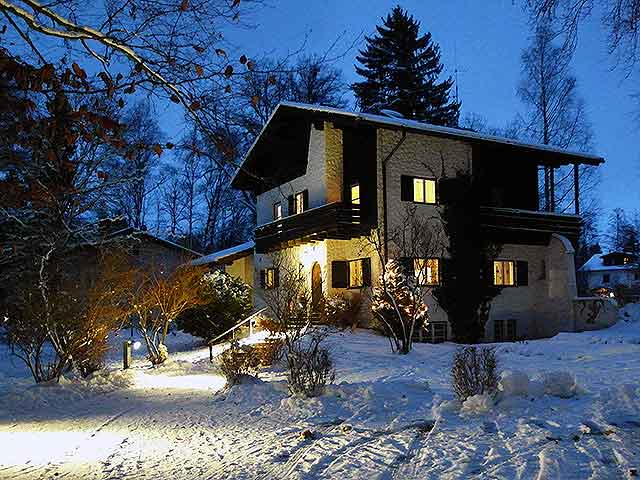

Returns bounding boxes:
[160,165,185,238]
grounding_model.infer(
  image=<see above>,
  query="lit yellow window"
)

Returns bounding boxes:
[349,259,363,288]
[265,268,276,288]
[351,184,360,205]
[294,192,304,214]
[413,178,436,204]
[273,202,282,220]
[494,260,515,286]
[414,258,439,285]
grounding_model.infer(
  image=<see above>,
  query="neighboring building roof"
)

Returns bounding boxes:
[579,253,638,272]
[232,102,605,190]
[191,241,255,266]
[103,227,203,258]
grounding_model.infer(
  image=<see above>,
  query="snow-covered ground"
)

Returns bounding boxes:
[1,306,640,479]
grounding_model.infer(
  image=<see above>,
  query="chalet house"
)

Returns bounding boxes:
[227,102,617,342]
[579,252,640,301]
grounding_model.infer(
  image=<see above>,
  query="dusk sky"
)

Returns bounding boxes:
[165,0,640,229]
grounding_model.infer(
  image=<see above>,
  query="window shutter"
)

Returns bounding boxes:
[440,258,454,285]
[259,269,266,289]
[400,175,413,202]
[517,261,528,286]
[399,257,413,275]
[331,261,348,288]
[274,268,280,288]
[287,195,294,216]
[302,190,309,212]
[362,258,372,286]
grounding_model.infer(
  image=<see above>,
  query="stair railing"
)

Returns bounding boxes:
[208,307,267,362]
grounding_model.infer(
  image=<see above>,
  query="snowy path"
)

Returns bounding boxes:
[1,308,640,479]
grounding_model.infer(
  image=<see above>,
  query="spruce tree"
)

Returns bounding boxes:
[352,6,460,126]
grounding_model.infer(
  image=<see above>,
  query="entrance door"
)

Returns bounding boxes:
[311,262,322,312]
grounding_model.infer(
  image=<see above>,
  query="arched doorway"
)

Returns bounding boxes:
[311,262,322,313]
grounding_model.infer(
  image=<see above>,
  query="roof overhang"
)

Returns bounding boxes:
[232,102,605,192]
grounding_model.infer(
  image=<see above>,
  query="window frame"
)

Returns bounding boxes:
[414,257,440,286]
[602,273,610,284]
[411,176,437,205]
[493,259,516,287]
[348,258,364,289]
[273,201,282,221]
[495,319,517,342]
[264,267,277,289]
[424,321,448,344]
[350,183,361,205]
[294,191,305,215]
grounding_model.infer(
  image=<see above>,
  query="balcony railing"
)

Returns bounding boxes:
[255,202,371,253]
[479,206,582,246]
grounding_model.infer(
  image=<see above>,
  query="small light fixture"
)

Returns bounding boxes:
[609,292,615,298]
[133,341,142,350]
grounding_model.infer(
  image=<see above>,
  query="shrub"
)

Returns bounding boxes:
[254,338,285,367]
[176,270,252,343]
[451,346,498,401]
[325,293,363,330]
[287,338,335,397]
[217,341,260,386]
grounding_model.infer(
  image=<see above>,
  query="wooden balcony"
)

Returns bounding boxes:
[255,202,372,253]
[479,207,582,246]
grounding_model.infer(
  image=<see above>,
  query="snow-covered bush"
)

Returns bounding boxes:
[540,371,577,398]
[287,337,335,397]
[325,293,362,330]
[498,370,530,397]
[371,259,429,354]
[217,341,260,386]
[254,338,285,366]
[175,270,252,343]
[461,393,494,414]
[451,346,498,401]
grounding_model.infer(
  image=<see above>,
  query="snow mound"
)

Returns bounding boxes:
[277,378,434,431]
[539,371,577,398]
[461,393,494,414]
[498,370,530,397]
[220,377,288,408]
[596,383,640,425]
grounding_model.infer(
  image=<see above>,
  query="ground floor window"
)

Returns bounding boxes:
[494,319,517,342]
[494,260,515,286]
[349,259,364,288]
[260,267,279,289]
[424,321,447,343]
[414,258,440,286]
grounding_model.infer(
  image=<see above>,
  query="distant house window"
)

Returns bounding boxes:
[260,268,278,289]
[624,257,632,264]
[273,202,282,220]
[424,321,447,343]
[414,258,440,285]
[494,260,515,286]
[350,183,360,205]
[412,177,436,204]
[603,273,610,283]
[495,319,516,342]
[294,192,305,214]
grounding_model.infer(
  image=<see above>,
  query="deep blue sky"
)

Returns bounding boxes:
[170,0,640,225]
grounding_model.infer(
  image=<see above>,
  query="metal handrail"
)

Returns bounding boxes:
[208,307,267,361]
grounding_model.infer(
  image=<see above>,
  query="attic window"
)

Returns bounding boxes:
[294,192,305,215]
[273,202,282,220]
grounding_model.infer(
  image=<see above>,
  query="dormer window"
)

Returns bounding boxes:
[350,183,360,205]
[273,202,282,220]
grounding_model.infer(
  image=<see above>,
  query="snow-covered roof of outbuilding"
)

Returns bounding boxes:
[191,241,254,266]
[579,253,638,272]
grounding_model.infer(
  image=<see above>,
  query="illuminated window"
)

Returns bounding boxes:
[414,258,439,285]
[413,178,436,204]
[294,192,305,215]
[350,183,360,205]
[494,260,515,286]
[263,268,277,289]
[273,202,282,220]
[349,259,364,288]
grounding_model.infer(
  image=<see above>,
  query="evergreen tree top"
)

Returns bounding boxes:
[352,5,460,127]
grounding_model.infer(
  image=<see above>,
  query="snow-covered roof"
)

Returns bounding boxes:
[191,241,255,266]
[231,102,604,189]
[579,253,638,272]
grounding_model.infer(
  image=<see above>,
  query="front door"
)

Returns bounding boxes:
[311,262,322,312]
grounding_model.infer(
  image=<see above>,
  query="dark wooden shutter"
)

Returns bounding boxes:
[259,269,266,289]
[517,261,528,286]
[399,257,413,275]
[274,268,280,288]
[362,258,372,286]
[440,258,454,285]
[287,195,294,216]
[331,261,348,288]
[400,175,413,202]
[302,190,309,212]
